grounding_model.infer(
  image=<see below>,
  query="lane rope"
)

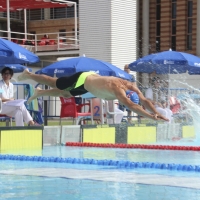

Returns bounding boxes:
[65,142,200,151]
[0,154,200,173]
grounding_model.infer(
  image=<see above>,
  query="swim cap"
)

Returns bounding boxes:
[126,90,139,104]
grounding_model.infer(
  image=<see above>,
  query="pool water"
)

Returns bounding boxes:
[1,146,200,200]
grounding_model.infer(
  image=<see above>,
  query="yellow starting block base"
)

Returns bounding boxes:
[82,124,196,144]
[0,126,43,151]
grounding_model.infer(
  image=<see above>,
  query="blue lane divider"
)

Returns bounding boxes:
[0,154,199,172]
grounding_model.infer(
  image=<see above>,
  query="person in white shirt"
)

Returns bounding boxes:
[0,67,37,126]
[145,76,173,122]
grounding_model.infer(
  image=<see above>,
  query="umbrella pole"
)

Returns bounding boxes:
[6,0,11,40]
[167,65,171,109]
[24,9,27,40]
[74,2,77,46]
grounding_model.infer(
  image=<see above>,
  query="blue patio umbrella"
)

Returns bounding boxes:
[35,57,133,81]
[129,49,200,75]
[0,38,40,64]
[0,64,32,73]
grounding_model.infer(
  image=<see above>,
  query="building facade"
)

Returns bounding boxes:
[139,0,198,57]
[1,0,199,58]
[0,0,199,89]
[139,0,200,89]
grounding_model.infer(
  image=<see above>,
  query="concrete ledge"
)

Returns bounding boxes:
[61,125,81,144]
[43,126,61,146]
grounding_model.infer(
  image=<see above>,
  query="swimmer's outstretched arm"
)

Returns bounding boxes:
[115,88,169,121]
[126,83,162,116]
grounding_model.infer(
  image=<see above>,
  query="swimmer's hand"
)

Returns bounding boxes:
[152,113,169,121]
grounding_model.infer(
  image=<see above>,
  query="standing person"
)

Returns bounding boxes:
[18,69,169,121]
[0,67,39,126]
[124,64,136,85]
[145,76,173,122]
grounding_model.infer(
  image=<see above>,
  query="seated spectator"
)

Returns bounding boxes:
[49,39,56,45]
[145,76,173,122]
[24,40,34,46]
[41,34,50,45]
[0,67,39,126]
[11,39,18,44]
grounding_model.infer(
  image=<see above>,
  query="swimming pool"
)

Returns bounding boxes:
[1,146,200,200]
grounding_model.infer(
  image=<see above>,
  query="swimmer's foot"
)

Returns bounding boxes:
[18,69,30,81]
[27,87,42,104]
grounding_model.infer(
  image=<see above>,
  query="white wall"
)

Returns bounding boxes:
[79,0,138,70]
[79,0,111,62]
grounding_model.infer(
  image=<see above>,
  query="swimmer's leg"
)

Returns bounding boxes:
[18,69,58,88]
[27,87,72,104]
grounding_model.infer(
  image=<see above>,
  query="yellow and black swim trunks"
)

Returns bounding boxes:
[56,72,96,96]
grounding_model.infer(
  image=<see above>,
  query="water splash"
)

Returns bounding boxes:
[172,80,200,144]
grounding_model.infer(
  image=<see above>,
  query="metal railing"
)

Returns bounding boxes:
[0,30,79,53]
[0,11,23,21]
[0,6,78,21]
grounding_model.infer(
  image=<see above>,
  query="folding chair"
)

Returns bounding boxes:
[0,95,12,126]
[0,114,12,126]
[59,97,91,125]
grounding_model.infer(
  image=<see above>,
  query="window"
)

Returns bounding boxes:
[67,6,75,18]
[156,5,161,20]
[187,35,192,50]
[188,1,193,17]
[51,7,67,19]
[172,20,176,35]
[156,37,160,52]
[188,18,192,33]
[27,9,44,21]
[171,0,176,50]
[156,0,161,52]
[171,36,176,51]
[187,0,193,50]
[172,3,176,19]
[50,6,76,19]
[156,21,160,36]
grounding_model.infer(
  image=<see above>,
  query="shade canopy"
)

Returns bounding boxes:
[36,56,133,81]
[0,38,40,64]
[0,64,32,73]
[129,50,200,75]
[0,0,72,11]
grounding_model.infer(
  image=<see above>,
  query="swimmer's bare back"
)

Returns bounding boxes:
[84,74,138,100]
